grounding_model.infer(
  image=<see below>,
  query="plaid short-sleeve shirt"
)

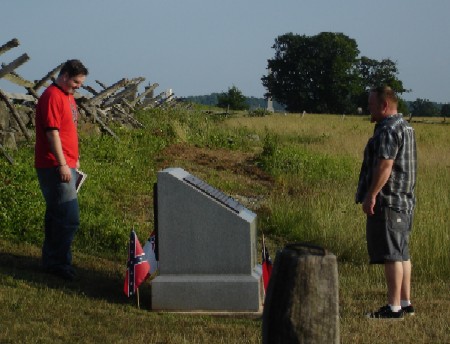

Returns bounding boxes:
[356,114,417,213]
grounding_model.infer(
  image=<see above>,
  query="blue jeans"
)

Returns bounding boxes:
[36,168,79,272]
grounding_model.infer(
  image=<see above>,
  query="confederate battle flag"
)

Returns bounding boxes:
[124,230,150,297]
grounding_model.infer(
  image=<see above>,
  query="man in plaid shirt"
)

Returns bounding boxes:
[356,86,417,319]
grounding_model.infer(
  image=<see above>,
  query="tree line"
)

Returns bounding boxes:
[185,32,448,117]
[184,92,448,117]
[185,91,448,117]
[410,99,449,118]
[184,89,285,111]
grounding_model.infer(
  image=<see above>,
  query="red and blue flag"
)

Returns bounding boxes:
[124,230,150,297]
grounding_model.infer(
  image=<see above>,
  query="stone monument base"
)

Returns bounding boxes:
[152,271,262,312]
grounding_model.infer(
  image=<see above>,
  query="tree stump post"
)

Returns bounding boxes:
[262,243,339,344]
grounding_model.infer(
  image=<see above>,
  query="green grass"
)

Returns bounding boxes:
[1,108,449,343]
[225,113,450,280]
[0,241,261,344]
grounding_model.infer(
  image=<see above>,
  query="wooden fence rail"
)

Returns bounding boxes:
[0,38,176,164]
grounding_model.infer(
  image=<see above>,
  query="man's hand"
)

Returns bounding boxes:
[362,195,376,216]
[362,158,394,216]
[46,129,71,182]
[59,164,71,183]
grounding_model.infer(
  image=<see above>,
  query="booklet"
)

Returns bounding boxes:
[75,169,87,192]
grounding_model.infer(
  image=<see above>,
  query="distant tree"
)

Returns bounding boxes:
[217,86,249,111]
[262,32,362,113]
[245,96,266,110]
[410,98,439,117]
[441,103,450,118]
[186,93,220,106]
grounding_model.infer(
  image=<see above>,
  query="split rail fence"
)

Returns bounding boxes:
[0,38,177,164]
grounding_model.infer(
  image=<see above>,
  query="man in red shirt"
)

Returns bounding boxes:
[35,59,88,281]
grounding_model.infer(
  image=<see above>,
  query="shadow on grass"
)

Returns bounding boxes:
[0,250,152,309]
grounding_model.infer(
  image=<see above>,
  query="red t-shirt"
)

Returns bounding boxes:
[34,84,79,168]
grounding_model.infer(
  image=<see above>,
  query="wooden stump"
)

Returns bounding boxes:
[262,243,339,344]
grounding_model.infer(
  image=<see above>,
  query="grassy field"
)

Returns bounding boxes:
[1,107,449,343]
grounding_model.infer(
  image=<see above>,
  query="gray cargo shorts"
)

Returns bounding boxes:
[366,204,413,264]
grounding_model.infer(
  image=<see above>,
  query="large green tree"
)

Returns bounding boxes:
[262,32,361,113]
[216,85,249,111]
[262,32,407,114]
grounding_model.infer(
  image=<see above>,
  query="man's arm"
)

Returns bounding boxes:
[46,129,72,182]
[362,158,394,215]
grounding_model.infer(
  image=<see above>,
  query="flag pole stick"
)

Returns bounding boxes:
[262,234,266,257]
[136,288,140,309]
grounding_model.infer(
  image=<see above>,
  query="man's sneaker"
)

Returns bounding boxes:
[402,305,415,316]
[366,305,404,320]
[44,266,75,281]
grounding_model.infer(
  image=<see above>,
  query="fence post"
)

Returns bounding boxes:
[262,243,339,344]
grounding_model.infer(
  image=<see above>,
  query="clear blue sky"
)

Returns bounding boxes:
[2,0,449,102]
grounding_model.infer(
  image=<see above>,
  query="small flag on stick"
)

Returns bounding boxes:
[262,234,273,293]
[124,230,150,297]
[143,230,159,276]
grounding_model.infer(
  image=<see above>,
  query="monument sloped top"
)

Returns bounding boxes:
[183,174,245,213]
[163,167,255,218]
